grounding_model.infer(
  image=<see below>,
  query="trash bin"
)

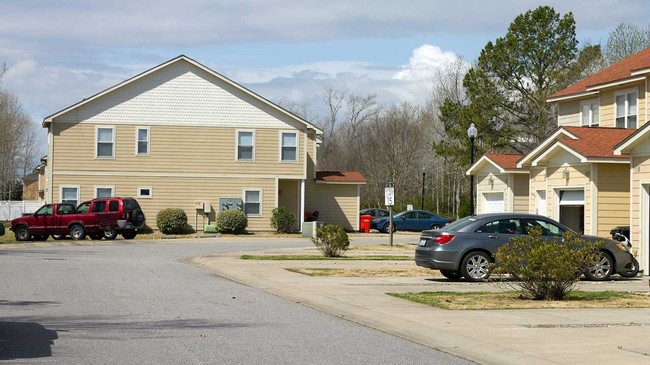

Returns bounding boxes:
[360,214,372,233]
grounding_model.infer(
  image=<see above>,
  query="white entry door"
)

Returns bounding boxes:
[484,192,504,213]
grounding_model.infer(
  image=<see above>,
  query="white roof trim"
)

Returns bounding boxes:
[546,91,599,103]
[517,128,578,168]
[614,123,650,155]
[43,55,323,135]
[466,155,524,175]
[531,142,585,166]
[631,68,650,76]
[585,76,645,92]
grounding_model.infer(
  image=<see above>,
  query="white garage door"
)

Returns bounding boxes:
[484,192,504,213]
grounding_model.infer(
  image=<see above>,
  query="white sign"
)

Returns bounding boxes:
[384,186,395,206]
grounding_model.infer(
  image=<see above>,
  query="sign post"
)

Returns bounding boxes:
[385,183,395,246]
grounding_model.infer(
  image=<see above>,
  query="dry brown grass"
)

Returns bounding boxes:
[389,291,650,310]
[287,267,438,277]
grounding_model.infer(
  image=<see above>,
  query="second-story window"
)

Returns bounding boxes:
[580,100,599,127]
[136,127,150,156]
[96,127,115,158]
[615,89,637,128]
[281,132,298,162]
[237,131,254,161]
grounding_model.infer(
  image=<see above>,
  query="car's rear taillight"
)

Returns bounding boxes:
[433,234,455,245]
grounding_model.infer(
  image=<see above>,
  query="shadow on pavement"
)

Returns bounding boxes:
[0,321,58,360]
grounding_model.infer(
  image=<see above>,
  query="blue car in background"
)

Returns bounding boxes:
[372,210,452,233]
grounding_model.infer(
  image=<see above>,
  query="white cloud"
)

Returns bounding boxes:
[393,45,460,81]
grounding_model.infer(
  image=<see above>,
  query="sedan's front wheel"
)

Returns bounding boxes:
[382,223,395,233]
[584,252,614,281]
[461,252,492,282]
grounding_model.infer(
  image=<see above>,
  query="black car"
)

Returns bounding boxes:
[0,223,4,236]
[359,208,390,219]
[415,213,636,282]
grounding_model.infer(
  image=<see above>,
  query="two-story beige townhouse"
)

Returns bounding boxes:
[41,55,365,232]
[469,47,650,275]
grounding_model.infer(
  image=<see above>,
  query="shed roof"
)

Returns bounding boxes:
[316,171,366,184]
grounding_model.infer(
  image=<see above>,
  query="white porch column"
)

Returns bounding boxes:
[300,179,305,232]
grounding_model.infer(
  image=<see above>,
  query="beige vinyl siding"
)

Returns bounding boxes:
[557,100,581,126]
[52,175,277,231]
[595,163,630,238]
[528,167,545,214]
[512,174,529,213]
[52,123,306,177]
[305,182,359,231]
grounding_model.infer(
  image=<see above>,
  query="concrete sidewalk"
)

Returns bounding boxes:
[189,239,650,365]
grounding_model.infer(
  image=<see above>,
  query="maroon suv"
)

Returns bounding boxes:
[78,197,146,239]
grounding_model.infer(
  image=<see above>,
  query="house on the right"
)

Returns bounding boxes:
[469,48,650,275]
[541,47,650,275]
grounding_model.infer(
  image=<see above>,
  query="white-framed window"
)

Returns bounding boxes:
[60,186,80,207]
[137,186,153,199]
[95,186,114,198]
[243,189,262,216]
[615,88,638,128]
[580,99,599,127]
[136,127,150,156]
[237,130,255,161]
[96,126,115,158]
[280,131,298,162]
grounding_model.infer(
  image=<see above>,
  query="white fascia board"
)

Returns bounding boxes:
[614,123,650,155]
[531,142,585,166]
[466,155,493,175]
[517,128,579,168]
[546,91,599,103]
[630,68,650,76]
[585,76,645,92]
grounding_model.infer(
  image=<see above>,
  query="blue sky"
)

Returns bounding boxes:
[1,0,649,153]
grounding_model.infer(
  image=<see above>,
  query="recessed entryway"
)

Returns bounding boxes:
[559,190,584,233]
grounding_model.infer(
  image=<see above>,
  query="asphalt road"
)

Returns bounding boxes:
[0,237,474,364]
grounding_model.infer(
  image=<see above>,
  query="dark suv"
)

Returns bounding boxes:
[78,197,145,239]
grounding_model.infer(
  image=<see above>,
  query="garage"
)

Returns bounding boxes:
[483,192,504,213]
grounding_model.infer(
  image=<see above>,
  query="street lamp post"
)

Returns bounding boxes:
[420,171,426,210]
[467,123,478,215]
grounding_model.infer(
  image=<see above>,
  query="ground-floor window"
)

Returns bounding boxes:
[138,187,153,199]
[61,186,79,207]
[95,186,114,198]
[243,189,262,216]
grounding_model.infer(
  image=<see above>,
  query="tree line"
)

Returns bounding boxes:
[287,8,650,219]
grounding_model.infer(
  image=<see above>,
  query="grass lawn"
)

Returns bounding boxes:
[348,244,417,251]
[240,254,413,260]
[388,291,650,310]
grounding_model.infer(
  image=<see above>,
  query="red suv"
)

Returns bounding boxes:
[79,197,146,239]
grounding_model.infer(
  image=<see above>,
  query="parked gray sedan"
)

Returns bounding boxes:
[415,213,636,282]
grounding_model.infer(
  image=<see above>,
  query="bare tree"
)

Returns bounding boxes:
[0,65,38,200]
[604,22,650,65]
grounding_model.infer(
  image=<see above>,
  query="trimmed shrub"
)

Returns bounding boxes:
[271,206,296,233]
[215,209,248,234]
[156,208,188,234]
[491,227,601,300]
[311,224,350,257]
